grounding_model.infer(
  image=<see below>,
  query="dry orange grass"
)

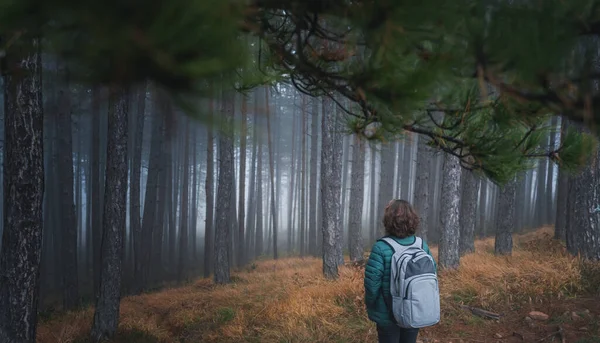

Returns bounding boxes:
[37,228,597,343]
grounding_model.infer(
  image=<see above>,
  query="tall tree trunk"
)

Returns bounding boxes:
[401,139,413,200]
[308,97,319,256]
[566,125,600,261]
[414,136,430,242]
[255,117,264,258]
[555,118,569,241]
[91,86,104,297]
[459,171,479,256]
[320,95,343,279]
[178,120,191,282]
[287,111,297,254]
[203,95,215,278]
[90,86,129,342]
[190,131,199,262]
[214,89,234,284]
[0,35,44,343]
[299,95,307,256]
[369,146,377,243]
[378,142,395,236]
[136,89,163,291]
[535,158,548,227]
[546,117,558,224]
[237,94,248,266]
[56,62,79,310]
[438,154,462,269]
[265,87,278,259]
[349,134,365,262]
[245,106,258,262]
[130,82,145,287]
[478,178,488,237]
[494,177,517,255]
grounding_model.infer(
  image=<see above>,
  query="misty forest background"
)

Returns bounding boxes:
[0,66,574,313]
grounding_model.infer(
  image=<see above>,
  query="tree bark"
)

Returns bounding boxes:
[265,87,279,259]
[414,135,430,242]
[349,134,365,262]
[438,154,462,269]
[308,97,319,256]
[136,88,163,290]
[130,82,145,289]
[369,146,378,243]
[56,61,79,310]
[204,95,215,277]
[378,142,395,236]
[555,118,569,241]
[214,89,234,284]
[494,177,516,255]
[237,94,248,265]
[459,170,479,256]
[0,35,44,343]
[566,124,600,261]
[178,118,191,282]
[91,86,104,297]
[299,95,307,256]
[90,85,129,342]
[321,95,343,279]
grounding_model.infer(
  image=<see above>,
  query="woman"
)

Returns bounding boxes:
[364,199,437,343]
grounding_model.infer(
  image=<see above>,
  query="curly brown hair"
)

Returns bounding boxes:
[382,199,420,238]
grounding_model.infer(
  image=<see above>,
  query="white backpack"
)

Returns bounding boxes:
[380,236,440,328]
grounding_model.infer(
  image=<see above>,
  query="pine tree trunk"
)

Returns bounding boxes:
[190,131,199,262]
[265,87,278,259]
[535,159,547,227]
[546,117,558,224]
[178,120,191,282]
[299,95,307,256]
[0,35,44,343]
[287,112,297,254]
[90,85,129,342]
[136,89,163,290]
[214,89,234,284]
[478,179,488,237]
[203,95,215,277]
[349,134,365,262]
[566,124,600,261]
[321,95,342,279]
[245,107,258,262]
[438,154,462,269]
[494,177,516,255]
[459,170,479,256]
[130,83,145,287]
[56,62,79,310]
[378,142,395,236]
[555,118,569,241]
[91,86,104,297]
[255,118,264,258]
[237,94,248,265]
[308,97,319,256]
[413,135,430,241]
[369,146,377,243]
[401,139,412,200]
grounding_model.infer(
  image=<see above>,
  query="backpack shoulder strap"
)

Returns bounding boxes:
[413,236,423,249]
[380,237,405,254]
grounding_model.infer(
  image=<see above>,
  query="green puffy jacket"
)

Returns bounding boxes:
[363,235,436,327]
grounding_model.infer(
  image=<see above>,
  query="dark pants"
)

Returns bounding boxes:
[376,325,419,343]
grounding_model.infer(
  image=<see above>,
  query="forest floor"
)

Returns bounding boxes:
[37,227,600,343]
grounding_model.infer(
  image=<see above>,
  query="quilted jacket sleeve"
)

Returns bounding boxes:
[364,243,384,308]
[422,241,437,273]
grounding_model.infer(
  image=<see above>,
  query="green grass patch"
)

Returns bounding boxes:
[215,307,236,323]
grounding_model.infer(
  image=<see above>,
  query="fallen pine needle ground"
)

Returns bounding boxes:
[37,227,600,343]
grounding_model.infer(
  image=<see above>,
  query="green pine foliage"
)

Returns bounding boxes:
[1,0,600,182]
